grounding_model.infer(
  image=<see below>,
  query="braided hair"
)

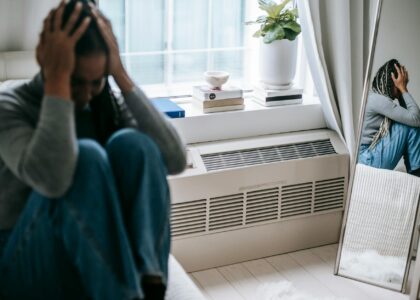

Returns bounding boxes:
[62,0,125,144]
[369,59,401,149]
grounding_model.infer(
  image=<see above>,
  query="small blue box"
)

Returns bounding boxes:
[151,98,185,118]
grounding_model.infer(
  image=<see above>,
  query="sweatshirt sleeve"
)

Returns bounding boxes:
[370,92,420,127]
[0,95,78,198]
[122,86,187,175]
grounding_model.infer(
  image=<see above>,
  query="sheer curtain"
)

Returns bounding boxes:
[297,0,374,159]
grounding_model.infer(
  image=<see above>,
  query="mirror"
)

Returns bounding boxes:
[336,0,420,292]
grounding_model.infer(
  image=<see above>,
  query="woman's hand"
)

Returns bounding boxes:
[36,1,91,99]
[90,4,134,93]
[392,64,409,94]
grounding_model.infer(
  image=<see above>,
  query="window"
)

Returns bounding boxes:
[99,0,313,97]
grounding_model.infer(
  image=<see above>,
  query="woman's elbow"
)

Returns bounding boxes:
[21,161,76,199]
[167,151,187,175]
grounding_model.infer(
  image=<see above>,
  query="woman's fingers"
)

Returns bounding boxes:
[394,64,402,78]
[71,17,91,41]
[391,72,397,83]
[64,2,83,34]
[43,10,55,36]
[90,3,112,25]
[53,0,66,32]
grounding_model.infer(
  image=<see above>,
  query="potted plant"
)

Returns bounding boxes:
[247,0,301,89]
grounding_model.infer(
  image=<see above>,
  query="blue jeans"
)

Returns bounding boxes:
[359,122,420,172]
[0,129,171,300]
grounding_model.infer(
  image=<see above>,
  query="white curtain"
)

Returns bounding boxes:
[297,0,374,160]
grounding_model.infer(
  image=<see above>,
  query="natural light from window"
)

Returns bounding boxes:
[99,0,313,98]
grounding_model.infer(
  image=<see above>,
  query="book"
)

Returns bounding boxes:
[191,99,244,113]
[192,97,244,109]
[252,95,303,107]
[193,85,243,101]
[151,98,185,118]
[202,104,245,113]
[253,85,303,98]
[253,85,303,107]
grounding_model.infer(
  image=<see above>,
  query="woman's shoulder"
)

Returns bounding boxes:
[368,91,391,101]
[367,91,393,107]
[0,76,42,112]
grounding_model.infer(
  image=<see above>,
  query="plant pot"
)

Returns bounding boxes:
[259,38,298,89]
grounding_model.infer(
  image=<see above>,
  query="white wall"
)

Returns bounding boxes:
[371,0,420,102]
[0,0,57,51]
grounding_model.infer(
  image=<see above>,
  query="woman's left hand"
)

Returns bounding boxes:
[90,4,134,93]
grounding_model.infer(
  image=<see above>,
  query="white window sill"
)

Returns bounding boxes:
[169,94,326,144]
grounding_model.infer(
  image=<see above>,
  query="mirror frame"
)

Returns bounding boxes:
[334,0,420,293]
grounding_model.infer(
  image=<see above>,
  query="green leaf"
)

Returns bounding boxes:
[253,29,263,38]
[289,8,299,18]
[284,28,300,41]
[283,21,301,33]
[258,0,277,15]
[258,0,277,18]
[263,24,285,43]
[245,20,257,25]
[256,15,268,23]
[273,0,291,17]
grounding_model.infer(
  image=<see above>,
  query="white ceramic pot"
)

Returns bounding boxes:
[259,38,298,89]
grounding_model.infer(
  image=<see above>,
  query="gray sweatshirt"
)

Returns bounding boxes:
[0,74,186,229]
[361,91,420,145]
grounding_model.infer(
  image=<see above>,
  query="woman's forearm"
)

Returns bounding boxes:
[122,87,187,175]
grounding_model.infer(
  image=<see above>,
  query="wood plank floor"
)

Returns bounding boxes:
[190,244,409,300]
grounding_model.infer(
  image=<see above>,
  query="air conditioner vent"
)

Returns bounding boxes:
[245,187,279,225]
[314,177,345,212]
[202,139,336,171]
[171,199,207,237]
[281,182,313,218]
[170,179,345,238]
[209,193,244,231]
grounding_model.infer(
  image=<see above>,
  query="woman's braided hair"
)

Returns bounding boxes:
[369,59,401,149]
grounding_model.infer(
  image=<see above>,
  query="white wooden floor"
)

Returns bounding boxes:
[189,244,409,300]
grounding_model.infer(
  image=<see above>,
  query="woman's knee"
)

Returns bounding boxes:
[77,139,107,166]
[106,129,162,160]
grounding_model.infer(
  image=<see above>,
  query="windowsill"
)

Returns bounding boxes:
[141,80,254,99]
[169,94,326,144]
[174,93,320,117]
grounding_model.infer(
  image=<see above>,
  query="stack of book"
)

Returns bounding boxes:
[253,85,303,107]
[192,85,244,113]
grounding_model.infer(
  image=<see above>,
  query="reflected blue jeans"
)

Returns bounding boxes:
[359,122,420,172]
[0,129,171,300]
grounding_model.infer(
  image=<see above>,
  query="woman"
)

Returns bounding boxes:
[359,59,420,176]
[0,1,186,299]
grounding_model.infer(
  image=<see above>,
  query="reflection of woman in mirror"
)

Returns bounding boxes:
[359,59,420,176]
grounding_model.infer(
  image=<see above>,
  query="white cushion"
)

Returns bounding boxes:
[166,255,205,300]
[0,51,38,81]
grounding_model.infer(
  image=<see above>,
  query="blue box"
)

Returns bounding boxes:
[151,98,185,118]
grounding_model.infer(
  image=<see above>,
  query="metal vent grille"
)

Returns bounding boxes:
[170,177,346,238]
[245,188,279,225]
[281,182,313,218]
[202,139,336,171]
[171,199,207,237]
[314,177,345,212]
[209,193,244,231]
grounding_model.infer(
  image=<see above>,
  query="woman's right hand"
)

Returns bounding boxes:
[36,1,91,99]
[391,64,409,94]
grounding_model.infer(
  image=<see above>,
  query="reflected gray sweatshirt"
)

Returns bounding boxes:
[361,91,420,145]
[0,74,186,229]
